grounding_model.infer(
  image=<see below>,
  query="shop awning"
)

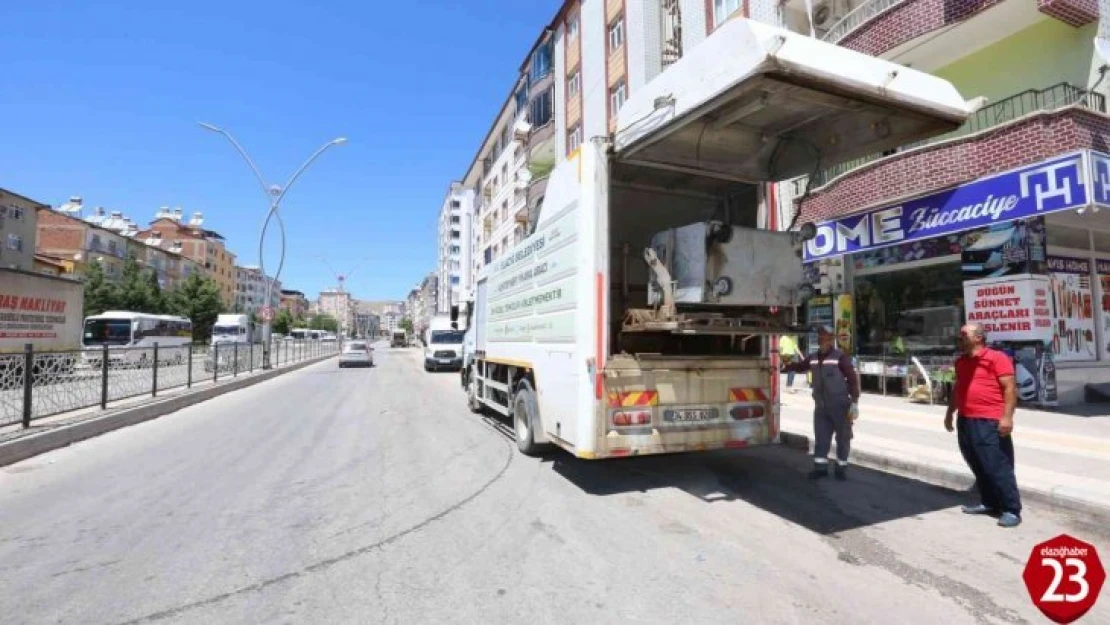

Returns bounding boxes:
[614,18,977,183]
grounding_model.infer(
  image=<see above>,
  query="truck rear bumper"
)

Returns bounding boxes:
[587,418,777,459]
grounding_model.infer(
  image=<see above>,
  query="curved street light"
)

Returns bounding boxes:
[198,122,347,368]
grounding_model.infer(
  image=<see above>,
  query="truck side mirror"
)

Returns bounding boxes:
[451,321,458,330]
[450,305,459,322]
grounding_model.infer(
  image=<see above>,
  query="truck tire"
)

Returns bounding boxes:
[512,380,543,456]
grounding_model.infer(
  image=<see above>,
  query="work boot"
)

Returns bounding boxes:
[807,462,828,480]
[834,464,847,480]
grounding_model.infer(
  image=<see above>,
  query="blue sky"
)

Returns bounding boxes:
[0,0,559,301]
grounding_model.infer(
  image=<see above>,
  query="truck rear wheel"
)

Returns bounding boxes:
[512,380,542,456]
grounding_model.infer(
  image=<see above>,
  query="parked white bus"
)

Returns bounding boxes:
[82,311,193,366]
[289,328,310,340]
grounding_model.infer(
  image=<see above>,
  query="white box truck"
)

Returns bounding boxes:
[460,18,974,458]
[0,269,84,375]
[211,314,259,346]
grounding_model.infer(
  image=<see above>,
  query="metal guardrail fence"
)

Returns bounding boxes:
[0,339,339,429]
[811,83,1106,188]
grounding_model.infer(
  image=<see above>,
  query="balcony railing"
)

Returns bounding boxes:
[810,83,1106,188]
[820,0,908,44]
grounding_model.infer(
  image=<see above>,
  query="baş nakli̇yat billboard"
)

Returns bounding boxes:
[963,275,1053,344]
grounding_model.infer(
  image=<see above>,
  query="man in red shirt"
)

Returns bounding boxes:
[945,323,1021,528]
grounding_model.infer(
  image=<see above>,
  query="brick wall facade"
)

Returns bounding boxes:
[35,208,87,256]
[798,107,1110,223]
[837,0,1003,57]
[1037,0,1098,27]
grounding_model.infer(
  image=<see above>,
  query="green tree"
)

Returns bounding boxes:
[82,261,119,316]
[308,314,339,333]
[167,273,225,341]
[118,256,163,313]
[399,317,414,334]
[145,269,166,314]
[272,308,293,335]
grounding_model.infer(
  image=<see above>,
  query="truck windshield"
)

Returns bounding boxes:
[83,319,133,346]
[430,330,464,344]
[212,325,240,336]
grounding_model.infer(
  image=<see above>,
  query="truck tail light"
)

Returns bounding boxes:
[612,410,651,426]
[730,404,766,421]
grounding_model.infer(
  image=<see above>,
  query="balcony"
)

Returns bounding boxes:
[813,83,1103,187]
[799,83,1108,224]
[810,0,1040,65]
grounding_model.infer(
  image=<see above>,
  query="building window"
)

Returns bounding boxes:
[608,16,625,53]
[529,86,554,127]
[451,230,461,239]
[713,0,743,27]
[567,69,581,98]
[567,13,579,40]
[7,233,23,252]
[450,276,460,285]
[610,80,628,118]
[530,41,553,84]
[450,200,460,208]
[450,245,461,254]
[451,215,461,224]
[8,207,23,220]
[514,85,529,117]
[567,124,583,153]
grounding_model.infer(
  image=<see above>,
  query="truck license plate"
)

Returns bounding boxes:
[664,408,717,423]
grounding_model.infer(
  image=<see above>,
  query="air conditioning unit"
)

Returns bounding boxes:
[812,0,850,35]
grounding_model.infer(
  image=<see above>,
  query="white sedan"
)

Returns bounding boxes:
[338,341,374,368]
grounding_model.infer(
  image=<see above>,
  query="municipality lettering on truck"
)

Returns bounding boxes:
[0,269,84,374]
[460,17,975,459]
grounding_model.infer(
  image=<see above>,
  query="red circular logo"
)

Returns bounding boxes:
[1022,534,1105,624]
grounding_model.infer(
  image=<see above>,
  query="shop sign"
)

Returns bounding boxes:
[963,275,1053,344]
[1091,150,1110,209]
[1047,256,1091,274]
[805,152,1090,262]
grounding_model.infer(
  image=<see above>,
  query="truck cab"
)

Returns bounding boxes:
[423,316,464,372]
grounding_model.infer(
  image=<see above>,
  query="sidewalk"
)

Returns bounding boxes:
[776,376,1110,521]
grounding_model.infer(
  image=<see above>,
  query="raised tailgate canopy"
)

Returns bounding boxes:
[614,18,976,183]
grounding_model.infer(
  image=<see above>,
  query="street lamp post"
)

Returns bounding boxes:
[198,123,346,369]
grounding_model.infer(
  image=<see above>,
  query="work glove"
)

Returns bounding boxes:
[848,402,859,423]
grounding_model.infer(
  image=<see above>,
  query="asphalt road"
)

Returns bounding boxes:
[0,343,1106,625]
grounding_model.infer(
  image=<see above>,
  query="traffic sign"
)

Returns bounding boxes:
[261,306,274,322]
[1023,534,1105,624]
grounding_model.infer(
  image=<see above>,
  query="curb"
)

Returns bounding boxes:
[779,429,1110,524]
[0,354,335,469]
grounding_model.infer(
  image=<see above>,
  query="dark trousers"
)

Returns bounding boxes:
[814,402,852,463]
[957,416,1022,516]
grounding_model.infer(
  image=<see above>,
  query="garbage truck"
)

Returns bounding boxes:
[459,17,974,459]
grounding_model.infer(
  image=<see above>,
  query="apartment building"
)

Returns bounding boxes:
[437,183,475,313]
[760,0,1106,406]
[280,289,311,319]
[37,201,205,289]
[235,266,282,315]
[318,289,356,334]
[138,208,238,306]
[0,188,45,272]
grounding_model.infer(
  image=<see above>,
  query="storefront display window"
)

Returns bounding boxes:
[854,262,964,357]
[1098,260,1110,360]
[1047,256,1096,362]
